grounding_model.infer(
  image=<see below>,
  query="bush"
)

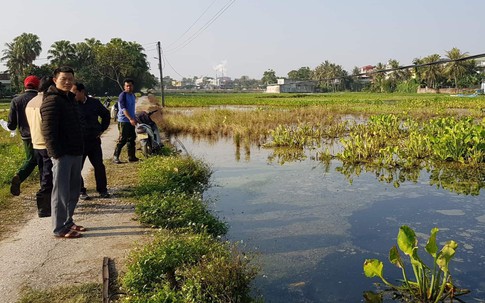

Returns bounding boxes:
[0,112,24,187]
[136,155,212,196]
[136,192,228,237]
[122,231,258,303]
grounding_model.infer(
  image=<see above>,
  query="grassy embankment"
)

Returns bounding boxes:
[17,149,259,303]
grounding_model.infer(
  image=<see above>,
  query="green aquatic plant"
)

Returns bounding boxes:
[363,225,469,302]
[265,122,322,148]
[428,117,485,164]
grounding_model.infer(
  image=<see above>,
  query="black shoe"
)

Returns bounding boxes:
[99,191,111,198]
[38,211,51,218]
[80,192,91,200]
[10,175,21,196]
[113,157,122,164]
[128,157,139,162]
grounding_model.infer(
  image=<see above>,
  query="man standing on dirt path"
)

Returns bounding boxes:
[71,82,111,200]
[25,76,55,217]
[113,78,139,164]
[7,75,39,196]
[41,66,85,238]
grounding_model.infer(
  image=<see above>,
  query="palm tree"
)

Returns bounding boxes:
[386,59,410,92]
[412,57,423,84]
[371,62,386,92]
[1,33,42,91]
[312,60,346,92]
[421,54,443,89]
[444,47,468,88]
[48,40,76,67]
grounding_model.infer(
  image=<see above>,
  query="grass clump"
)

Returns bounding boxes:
[135,192,228,237]
[122,231,258,303]
[18,283,102,303]
[136,155,212,196]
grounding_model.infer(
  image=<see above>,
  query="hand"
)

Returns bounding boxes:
[129,118,137,126]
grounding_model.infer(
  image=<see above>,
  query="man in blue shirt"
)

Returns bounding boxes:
[113,78,139,163]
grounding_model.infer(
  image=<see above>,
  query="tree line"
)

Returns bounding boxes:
[262,47,484,93]
[2,33,482,95]
[1,33,157,96]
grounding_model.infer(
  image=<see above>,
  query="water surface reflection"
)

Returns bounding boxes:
[179,136,485,302]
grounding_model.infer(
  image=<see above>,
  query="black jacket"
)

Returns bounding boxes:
[40,85,84,158]
[7,89,38,139]
[78,96,111,139]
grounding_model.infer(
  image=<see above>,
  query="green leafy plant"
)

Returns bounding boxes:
[363,225,469,302]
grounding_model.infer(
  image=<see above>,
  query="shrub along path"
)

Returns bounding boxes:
[0,125,151,303]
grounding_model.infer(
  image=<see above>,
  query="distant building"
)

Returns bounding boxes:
[266,78,316,93]
[358,65,374,83]
[171,80,182,87]
[0,73,11,88]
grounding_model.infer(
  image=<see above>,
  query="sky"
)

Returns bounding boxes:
[1,0,484,80]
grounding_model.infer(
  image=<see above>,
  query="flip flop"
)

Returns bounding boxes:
[55,230,82,238]
[70,224,87,232]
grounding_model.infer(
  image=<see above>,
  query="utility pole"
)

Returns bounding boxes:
[157,41,165,107]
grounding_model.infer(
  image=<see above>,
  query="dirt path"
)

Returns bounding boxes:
[0,125,150,303]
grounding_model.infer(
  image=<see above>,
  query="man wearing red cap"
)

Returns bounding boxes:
[7,75,40,196]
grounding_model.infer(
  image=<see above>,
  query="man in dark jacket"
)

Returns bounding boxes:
[71,82,111,199]
[40,66,85,238]
[8,75,39,196]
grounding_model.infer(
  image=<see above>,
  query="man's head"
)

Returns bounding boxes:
[24,75,40,90]
[38,76,54,93]
[71,82,86,102]
[53,66,75,93]
[123,78,134,93]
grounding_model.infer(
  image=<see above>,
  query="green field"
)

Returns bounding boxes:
[163,92,485,115]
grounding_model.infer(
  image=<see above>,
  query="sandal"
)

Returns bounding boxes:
[55,230,82,238]
[70,224,87,232]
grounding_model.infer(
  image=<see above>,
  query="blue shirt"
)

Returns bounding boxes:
[117,91,136,122]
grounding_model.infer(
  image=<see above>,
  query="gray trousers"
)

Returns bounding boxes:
[51,155,83,235]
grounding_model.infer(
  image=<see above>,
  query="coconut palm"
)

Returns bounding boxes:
[48,40,76,67]
[312,60,346,92]
[386,59,411,92]
[371,62,386,92]
[422,54,443,89]
[412,57,424,85]
[1,33,42,91]
[444,47,468,88]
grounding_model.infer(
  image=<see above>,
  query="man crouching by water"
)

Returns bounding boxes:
[40,66,86,239]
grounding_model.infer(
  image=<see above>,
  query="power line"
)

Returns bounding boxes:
[166,0,219,49]
[141,41,158,47]
[166,0,237,53]
[162,51,186,79]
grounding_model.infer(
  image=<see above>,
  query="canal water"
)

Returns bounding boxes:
[179,136,485,302]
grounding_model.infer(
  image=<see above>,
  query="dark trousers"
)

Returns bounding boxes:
[34,148,53,216]
[113,122,137,159]
[18,138,37,182]
[81,137,107,193]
